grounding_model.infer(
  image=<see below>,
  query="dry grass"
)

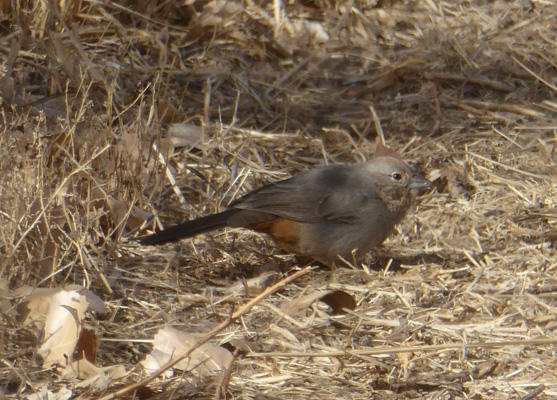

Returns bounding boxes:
[1,0,557,399]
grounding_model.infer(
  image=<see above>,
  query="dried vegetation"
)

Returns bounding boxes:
[1,0,557,399]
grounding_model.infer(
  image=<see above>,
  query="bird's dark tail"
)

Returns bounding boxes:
[139,210,237,245]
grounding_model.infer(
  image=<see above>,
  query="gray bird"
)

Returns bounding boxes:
[140,142,431,265]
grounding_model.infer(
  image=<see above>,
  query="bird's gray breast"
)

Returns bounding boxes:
[300,198,396,262]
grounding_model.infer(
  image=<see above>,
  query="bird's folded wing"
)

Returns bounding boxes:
[231,166,382,224]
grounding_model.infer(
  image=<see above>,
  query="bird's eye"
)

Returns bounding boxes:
[392,172,403,182]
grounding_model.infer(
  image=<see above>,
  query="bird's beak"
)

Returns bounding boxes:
[409,174,432,189]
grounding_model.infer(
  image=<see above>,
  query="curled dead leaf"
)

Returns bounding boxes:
[142,326,233,376]
[38,290,88,367]
[10,286,105,368]
[76,328,99,364]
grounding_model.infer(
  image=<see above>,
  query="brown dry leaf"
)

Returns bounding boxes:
[113,127,182,168]
[167,123,205,149]
[75,328,99,364]
[61,358,102,380]
[60,359,127,391]
[115,130,145,164]
[15,286,104,327]
[142,326,233,376]
[225,271,281,296]
[320,290,357,315]
[280,289,356,317]
[15,287,58,326]
[106,198,152,237]
[61,359,127,390]
[222,338,252,354]
[109,129,169,175]
[156,98,182,123]
[89,186,152,239]
[64,285,106,314]
[11,286,105,367]
[89,186,115,235]
[38,289,88,367]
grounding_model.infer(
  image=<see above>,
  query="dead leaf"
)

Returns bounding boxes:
[75,328,99,363]
[115,130,143,164]
[61,358,102,380]
[221,338,251,354]
[280,290,356,317]
[109,128,169,175]
[16,287,57,326]
[61,359,127,390]
[142,326,233,376]
[10,286,103,368]
[38,290,88,367]
[89,186,152,239]
[167,123,205,149]
[225,271,281,296]
[320,291,357,315]
[15,285,105,328]
[106,198,150,238]
[64,285,106,314]
[23,387,73,400]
